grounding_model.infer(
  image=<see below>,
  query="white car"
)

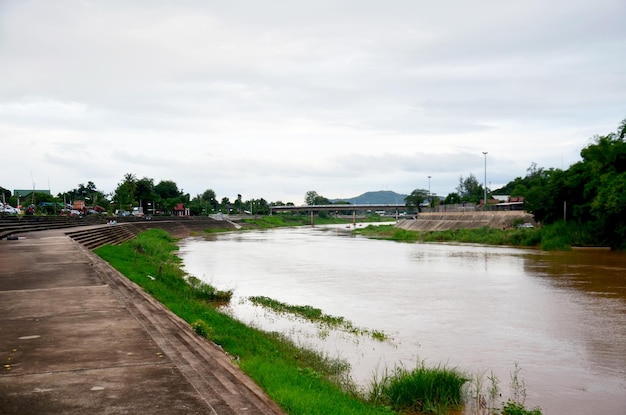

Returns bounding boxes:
[0,203,20,214]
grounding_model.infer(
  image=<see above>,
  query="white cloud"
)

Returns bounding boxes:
[1,0,624,204]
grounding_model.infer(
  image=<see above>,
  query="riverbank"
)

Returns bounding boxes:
[98,227,549,415]
[355,224,542,248]
[95,229,395,415]
[395,211,536,231]
[0,228,285,415]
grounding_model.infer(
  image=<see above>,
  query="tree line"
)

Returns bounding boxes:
[0,173,281,216]
[306,118,626,248]
[2,118,624,247]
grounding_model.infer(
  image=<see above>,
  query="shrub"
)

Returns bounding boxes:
[191,319,213,338]
[187,276,233,302]
[502,399,543,415]
[370,362,468,414]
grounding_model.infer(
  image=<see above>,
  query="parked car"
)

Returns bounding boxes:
[60,208,82,217]
[0,203,20,215]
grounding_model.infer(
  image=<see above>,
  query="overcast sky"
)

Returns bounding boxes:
[1,0,625,204]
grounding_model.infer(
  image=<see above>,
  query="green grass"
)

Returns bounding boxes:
[241,214,394,229]
[370,362,469,414]
[249,296,391,341]
[95,228,545,415]
[95,229,394,415]
[355,225,544,248]
[501,400,543,415]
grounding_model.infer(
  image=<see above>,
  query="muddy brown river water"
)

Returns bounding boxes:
[178,224,626,415]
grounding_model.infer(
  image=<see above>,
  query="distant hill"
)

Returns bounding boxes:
[330,190,408,205]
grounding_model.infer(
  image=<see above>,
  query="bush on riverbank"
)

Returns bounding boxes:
[370,363,468,414]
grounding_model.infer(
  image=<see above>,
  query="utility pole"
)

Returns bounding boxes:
[428,176,433,208]
[482,152,488,210]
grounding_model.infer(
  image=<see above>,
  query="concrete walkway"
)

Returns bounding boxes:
[0,229,286,414]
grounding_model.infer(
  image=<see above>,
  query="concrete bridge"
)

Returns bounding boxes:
[269,204,408,225]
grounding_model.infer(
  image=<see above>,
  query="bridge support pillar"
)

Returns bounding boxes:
[311,210,315,227]
[353,210,356,227]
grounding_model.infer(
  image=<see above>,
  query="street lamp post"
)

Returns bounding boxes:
[482,151,488,210]
[427,175,431,209]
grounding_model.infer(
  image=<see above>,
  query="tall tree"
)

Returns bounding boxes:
[113,174,138,211]
[135,177,155,207]
[154,180,181,200]
[513,117,626,248]
[201,189,216,202]
[305,191,319,205]
[405,189,428,212]
[456,174,484,204]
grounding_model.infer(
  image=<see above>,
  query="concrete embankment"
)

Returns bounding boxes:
[395,211,536,231]
[0,223,286,415]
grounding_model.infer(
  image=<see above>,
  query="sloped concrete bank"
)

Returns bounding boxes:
[0,225,285,415]
[395,211,536,231]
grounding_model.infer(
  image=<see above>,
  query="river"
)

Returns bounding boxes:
[178,224,626,415]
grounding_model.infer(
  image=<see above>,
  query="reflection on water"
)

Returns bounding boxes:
[179,225,626,415]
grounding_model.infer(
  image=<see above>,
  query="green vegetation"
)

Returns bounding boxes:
[240,214,318,228]
[95,229,394,415]
[5,117,624,249]
[249,296,391,341]
[497,118,626,249]
[96,228,546,414]
[241,214,393,229]
[96,229,233,302]
[355,224,543,248]
[370,362,469,414]
[465,363,543,415]
[501,400,543,415]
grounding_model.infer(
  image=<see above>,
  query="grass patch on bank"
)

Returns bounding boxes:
[95,229,394,415]
[241,214,394,229]
[249,296,391,342]
[371,362,469,414]
[355,225,543,248]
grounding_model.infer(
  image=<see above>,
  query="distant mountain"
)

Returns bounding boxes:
[330,190,408,205]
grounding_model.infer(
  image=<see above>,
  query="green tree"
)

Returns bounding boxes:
[154,180,181,200]
[187,194,205,216]
[511,117,626,248]
[135,177,156,212]
[443,192,461,205]
[305,191,319,205]
[456,173,484,204]
[304,190,330,205]
[201,189,216,202]
[405,189,428,212]
[62,181,109,208]
[113,173,137,212]
[154,180,183,212]
[234,194,243,213]
[221,197,231,213]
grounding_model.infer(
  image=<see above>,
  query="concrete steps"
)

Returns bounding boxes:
[66,224,139,250]
[0,215,106,240]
